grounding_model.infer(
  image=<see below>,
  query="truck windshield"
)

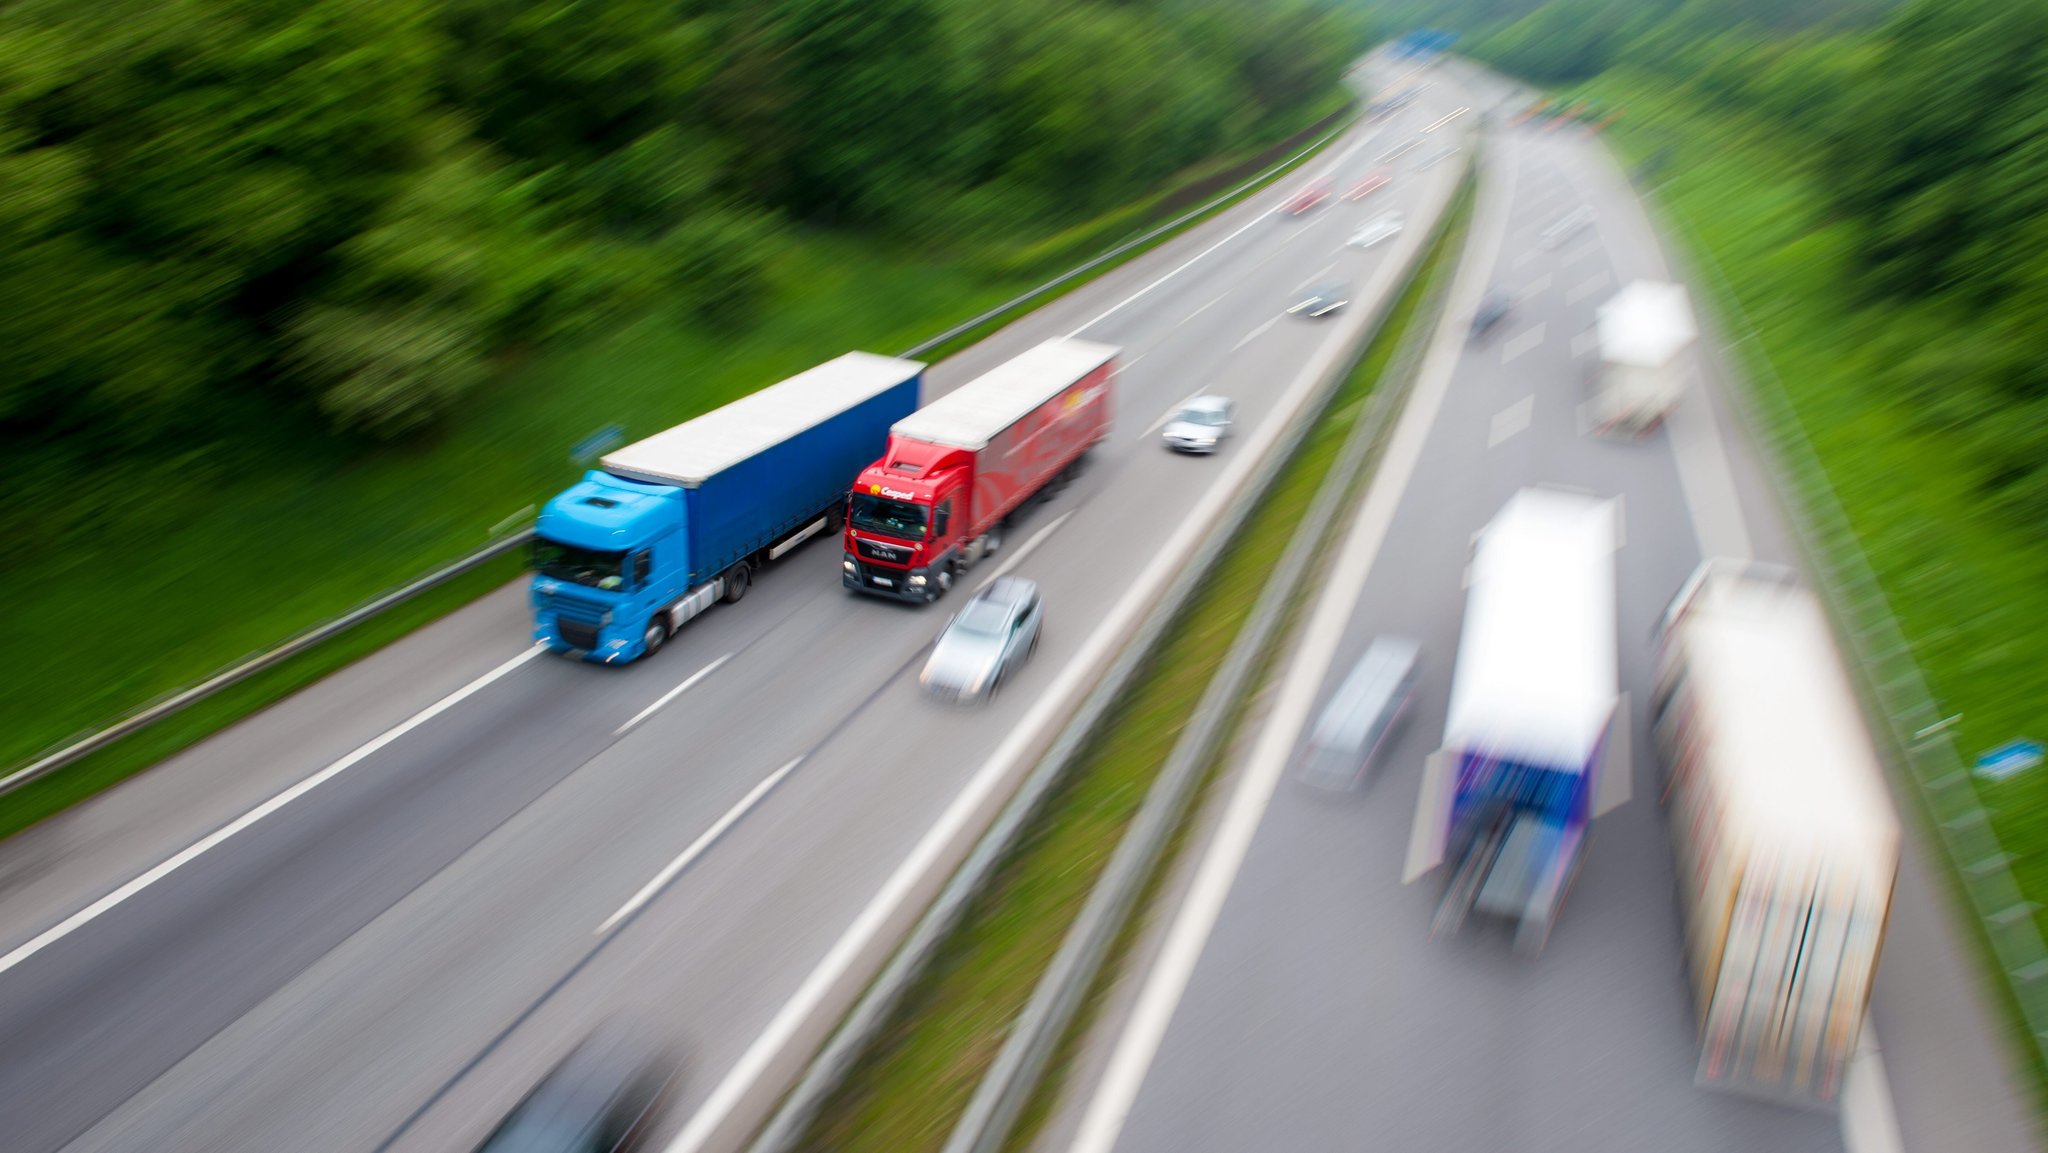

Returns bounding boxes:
[532,538,628,590]
[849,493,927,540]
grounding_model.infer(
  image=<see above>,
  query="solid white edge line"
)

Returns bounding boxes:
[660,141,1445,1153]
[1065,124,1517,1153]
[596,755,804,935]
[0,643,548,979]
[615,653,734,737]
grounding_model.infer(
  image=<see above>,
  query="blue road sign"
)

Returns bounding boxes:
[1977,739,2044,781]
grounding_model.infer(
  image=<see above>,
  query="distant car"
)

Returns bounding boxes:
[1299,637,1420,790]
[473,1025,677,1153]
[1345,169,1391,200]
[920,576,1043,704]
[1470,291,1512,339]
[1284,181,1331,215]
[1287,282,1350,318]
[1161,395,1235,454]
[1542,206,1594,248]
[1348,212,1404,249]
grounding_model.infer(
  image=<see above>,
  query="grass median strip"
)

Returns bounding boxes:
[793,177,1474,1153]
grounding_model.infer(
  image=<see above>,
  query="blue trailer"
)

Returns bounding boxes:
[1405,488,1621,954]
[530,352,924,663]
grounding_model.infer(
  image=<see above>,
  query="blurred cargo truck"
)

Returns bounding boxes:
[530,352,924,663]
[1590,280,1696,437]
[1653,560,1900,1106]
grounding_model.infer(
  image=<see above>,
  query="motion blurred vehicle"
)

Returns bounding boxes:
[1348,212,1404,249]
[1653,560,1899,1105]
[1470,291,1512,340]
[532,353,922,663]
[473,1025,677,1153]
[1541,206,1593,249]
[1408,487,1621,955]
[1287,282,1349,318]
[1589,280,1696,437]
[845,339,1115,603]
[920,576,1044,704]
[1161,395,1235,454]
[1283,181,1330,215]
[1300,637,1420,790]
[1345,169,1391,200]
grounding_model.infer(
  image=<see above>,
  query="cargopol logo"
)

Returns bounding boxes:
[868,483,883,495]
[880,486,916,500]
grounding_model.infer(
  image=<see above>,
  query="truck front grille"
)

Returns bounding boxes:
[856,538,912,565]
[557,619,601,650]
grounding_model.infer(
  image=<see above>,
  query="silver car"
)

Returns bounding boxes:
[1161,395,1234,454]
[1299,637,1420,790]
[1287,282,1350,318]
[920,576,1044,703]
[1348,211,1403,249]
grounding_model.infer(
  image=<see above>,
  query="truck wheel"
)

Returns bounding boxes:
[642,618,668,658]
[722,564,751,604]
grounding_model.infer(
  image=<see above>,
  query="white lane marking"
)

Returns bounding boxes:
[1842,1026,1903,1153]
[1310,262,1336,283]
[615,653,734,737]
[1666,369,1755,560]
[1233,317,1279,350]
[0,644,548,978]
[1422,107,1468,133]
[1563,243,1601,266]
[1143,392,1206,437]
[1501,322,1547,364]
[1066,117,1523,1153]
[595,755,804,934]
[1176,293,1227,329]
[1519,272,1552,297]
[1489,395,1534,446]
[1565,271,1611,304]
[666,154,1443,1153]
[1067,128,1369,337]
[1511,249,1538,269]
[1570,329,1599,358]
[1108,354,1145,378]
[977,510,1076,590]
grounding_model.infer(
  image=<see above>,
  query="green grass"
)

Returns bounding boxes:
[0,100,1347,831]
[794,175,1472,1153]
[1579,72,2048,1090]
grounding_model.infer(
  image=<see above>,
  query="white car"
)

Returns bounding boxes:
[1161,395,1234,454]
[1349,212,1404,249]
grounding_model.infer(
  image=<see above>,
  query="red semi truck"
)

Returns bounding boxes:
[842,337,1117,602]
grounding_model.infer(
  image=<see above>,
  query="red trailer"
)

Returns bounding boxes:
[842,338,1116,602]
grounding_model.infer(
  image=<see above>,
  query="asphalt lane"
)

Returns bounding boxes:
[0,69,1475,1153]
[1069,71,2036,1153]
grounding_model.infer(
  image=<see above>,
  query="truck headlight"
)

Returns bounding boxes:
[909,574,927,587]
[843,558,857,572]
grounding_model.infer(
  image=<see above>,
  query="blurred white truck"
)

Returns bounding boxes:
[1590,280,1696,436]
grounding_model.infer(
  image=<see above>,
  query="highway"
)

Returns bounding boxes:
[1047,62,2041,1153]
[0,64,1474,1153]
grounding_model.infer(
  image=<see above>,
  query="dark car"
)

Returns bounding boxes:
[1299,637,1420,790]
[1470,291,1512,340]
[474,1025,679,1153]
[1287,282,1350,319]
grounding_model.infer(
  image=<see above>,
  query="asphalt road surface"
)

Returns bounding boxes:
[0,61,1474,1153]
[1052,64,2040,1153]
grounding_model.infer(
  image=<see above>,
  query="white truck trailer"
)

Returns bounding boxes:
[1652,560,1900,1106]
[1590,280,1696,437]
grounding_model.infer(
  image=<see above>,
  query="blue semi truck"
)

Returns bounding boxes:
[530,352,924,663]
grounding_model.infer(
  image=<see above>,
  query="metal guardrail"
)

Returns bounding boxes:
[741,141,1476,1153]
[0,113,1360,801]
[1638,187,2048,1076]
[940,164,1472,1153]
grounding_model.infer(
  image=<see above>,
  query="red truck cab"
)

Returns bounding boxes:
[844,339,1117,602]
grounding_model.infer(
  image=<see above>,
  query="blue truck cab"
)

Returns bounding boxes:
[530,352,924,663]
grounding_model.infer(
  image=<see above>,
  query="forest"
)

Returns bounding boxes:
[0,0,1362,470]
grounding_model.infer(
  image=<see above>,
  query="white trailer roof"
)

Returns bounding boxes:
[1675,575,1900,884]
[602,352,924,487]
[1444,487,1619,769]
[891,339,1119,451]
[1596,280,1696,368]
